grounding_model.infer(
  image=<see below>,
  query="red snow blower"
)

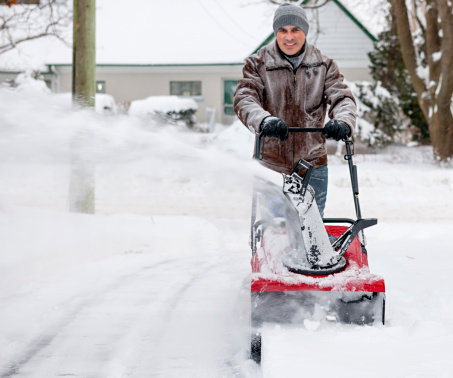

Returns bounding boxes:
[249,129,385,363]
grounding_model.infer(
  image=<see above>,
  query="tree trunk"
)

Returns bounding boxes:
[430,101,453,160]
[391,0,453,161]
[430,0,453,161]
[69,0,96,213]
[391,0,430,117]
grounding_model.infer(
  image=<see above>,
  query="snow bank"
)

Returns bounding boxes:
[6,72,118,114]
[211,119,255,159]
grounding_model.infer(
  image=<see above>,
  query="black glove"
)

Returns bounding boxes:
[260,116,289,141]
[323,120,351,141]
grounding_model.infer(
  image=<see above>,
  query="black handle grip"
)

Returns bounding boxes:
[255,128,324,161]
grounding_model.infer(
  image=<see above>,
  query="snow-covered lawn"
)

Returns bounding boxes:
[0,90,452,377]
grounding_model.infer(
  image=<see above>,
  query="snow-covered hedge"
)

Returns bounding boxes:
[129,95,198,128]
[11,70,50,94]
[348,80,406,147]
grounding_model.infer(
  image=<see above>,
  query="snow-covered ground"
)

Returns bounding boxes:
[0,89,452,377]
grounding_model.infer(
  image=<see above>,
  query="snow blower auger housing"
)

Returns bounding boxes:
[249,128,386,364]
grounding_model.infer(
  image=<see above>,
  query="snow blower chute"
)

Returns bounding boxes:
[249,128,386,364]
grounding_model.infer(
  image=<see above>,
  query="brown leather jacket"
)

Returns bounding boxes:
[233,41,357,174]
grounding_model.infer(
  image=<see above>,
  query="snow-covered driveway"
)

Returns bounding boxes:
[1,91,453,377]
[0,214,253,377]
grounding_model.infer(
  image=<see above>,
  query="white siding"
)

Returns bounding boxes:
[55,65,243,124]
[305,1,374,80]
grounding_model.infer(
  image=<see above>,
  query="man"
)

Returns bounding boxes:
[233,3,357,217]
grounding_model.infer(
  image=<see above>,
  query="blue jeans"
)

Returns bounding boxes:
[265,164,328,219]
[307,164,328,218]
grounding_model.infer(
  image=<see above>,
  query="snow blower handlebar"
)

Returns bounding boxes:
[254,129,368,244]
[344,140,362,220]
[254,128,325,161]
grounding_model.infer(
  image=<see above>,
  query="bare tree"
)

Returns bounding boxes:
[386,0,453,161]
[0,0,71,55]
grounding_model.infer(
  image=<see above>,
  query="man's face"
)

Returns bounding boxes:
[276,25,306,56]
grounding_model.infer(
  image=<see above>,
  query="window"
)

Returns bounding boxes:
[224,80,238,116]
[170,81,201,97]
[96,81,106,94]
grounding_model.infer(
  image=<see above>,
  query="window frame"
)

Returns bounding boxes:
[170,81,202,97]
[223,79,238,116]
[96,80,106,94]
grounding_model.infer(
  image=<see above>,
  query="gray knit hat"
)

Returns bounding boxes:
[273,3,309,36]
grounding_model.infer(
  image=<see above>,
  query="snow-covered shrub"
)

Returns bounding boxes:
[349,80,406,148]
[129,95,198,128]
[12,70,50,94]
[368,23,429,144]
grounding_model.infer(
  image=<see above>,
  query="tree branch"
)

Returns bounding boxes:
[302,0,332,9]
[266,0,332,9]
[0,0,71,55]
[0,32,55,53]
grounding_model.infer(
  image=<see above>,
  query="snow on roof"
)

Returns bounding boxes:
[0,0,277,70]
[92,0,278,65]
[0,0,387,71]
[338,0,389,39]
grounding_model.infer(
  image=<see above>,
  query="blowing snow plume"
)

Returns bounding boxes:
[0,88,271,217]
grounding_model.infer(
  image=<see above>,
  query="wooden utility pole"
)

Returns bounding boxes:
[72,0,96,106]
[69,0,96,213]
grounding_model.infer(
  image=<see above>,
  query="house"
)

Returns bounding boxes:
[0,0,386,124]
